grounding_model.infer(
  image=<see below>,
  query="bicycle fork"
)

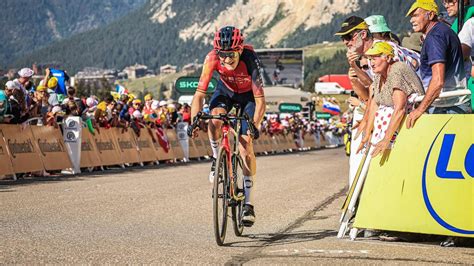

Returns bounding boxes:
[222,124,245,203]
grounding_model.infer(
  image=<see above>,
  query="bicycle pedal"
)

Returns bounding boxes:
[242,220,254,227]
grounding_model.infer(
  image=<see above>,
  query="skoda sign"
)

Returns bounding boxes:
[278,103,302,113]
[175,76,217,94]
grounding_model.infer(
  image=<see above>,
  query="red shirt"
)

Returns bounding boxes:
[197,45,264,98]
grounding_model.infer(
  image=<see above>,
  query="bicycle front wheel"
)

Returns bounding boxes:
[231,154,245,236]
[213,146,229,246]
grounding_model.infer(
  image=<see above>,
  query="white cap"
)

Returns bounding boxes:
[52,105,63,114]
[159,100,167,107]
[133,110,143,118]
[168,103,176,110]
[151,100,160,110]
[18,68,34,78]
[5,80,20,90]
[86,97,97,107]
[203,104,209,108]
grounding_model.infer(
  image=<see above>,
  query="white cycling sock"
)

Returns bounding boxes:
[244,175,254,205]
[210,139,219,159]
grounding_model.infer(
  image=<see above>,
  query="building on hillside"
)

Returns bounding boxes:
[181,63,202,74]
[160,64,177,74]
[74,67,118,85]
[123,63,148,80]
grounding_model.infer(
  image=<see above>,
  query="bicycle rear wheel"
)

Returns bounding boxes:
[231,154,245,236]
[213,146,229,246]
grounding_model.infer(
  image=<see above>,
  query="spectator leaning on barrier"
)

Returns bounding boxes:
[406,0,472,128]
[29,84,49,120]
[357,42,425,156]
[63,87,85,115]
[143,93,154,116]
[336,16,422,99]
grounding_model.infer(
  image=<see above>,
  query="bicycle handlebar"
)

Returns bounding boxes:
[187,111,259,139]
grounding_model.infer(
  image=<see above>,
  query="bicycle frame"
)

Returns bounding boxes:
[188,108,255,203]
[220,115,245,203]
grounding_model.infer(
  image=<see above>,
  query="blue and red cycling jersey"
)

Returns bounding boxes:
[197,45,265,98]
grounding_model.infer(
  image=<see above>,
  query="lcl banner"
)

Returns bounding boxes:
[354,115,474,238]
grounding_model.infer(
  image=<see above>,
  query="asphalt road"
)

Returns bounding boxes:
[1,148,473,264]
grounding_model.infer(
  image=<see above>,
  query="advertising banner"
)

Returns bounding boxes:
[93,129,123,166]
[166,130,185,160]
[80,129,102,168]
[31,125,73,171]
[134,128,158,163]
[113,128,140,164]
[354,115,474,238]
[0,127,14,176]
[0,124,44,173]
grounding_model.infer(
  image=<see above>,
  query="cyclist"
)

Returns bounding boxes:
[190,26,266,227]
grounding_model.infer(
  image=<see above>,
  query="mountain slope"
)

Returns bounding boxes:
[12,0,443,73]
[0,0,146,65]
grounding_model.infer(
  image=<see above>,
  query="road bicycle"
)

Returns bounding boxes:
[188,105,258,246]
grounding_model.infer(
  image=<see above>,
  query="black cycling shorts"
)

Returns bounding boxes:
[209,80,256,136]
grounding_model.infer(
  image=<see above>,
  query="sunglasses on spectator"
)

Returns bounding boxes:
[340,30,361,42]
[442,0,456,6]
[216,50,239,59]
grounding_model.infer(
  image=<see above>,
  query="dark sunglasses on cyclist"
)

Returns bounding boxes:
[216,50,239,59]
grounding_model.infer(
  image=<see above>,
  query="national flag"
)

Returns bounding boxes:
[115,84,128,95]
[322,101,341,115]
[155,127,170,153]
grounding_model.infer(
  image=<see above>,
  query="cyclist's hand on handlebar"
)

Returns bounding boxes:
[187,112,202,138]
[247,122,260,140]
[189,126,200,138]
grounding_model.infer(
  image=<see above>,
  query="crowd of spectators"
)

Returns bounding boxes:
[0,66,346,146]
[338,0,472,247]
[0,68,194,137]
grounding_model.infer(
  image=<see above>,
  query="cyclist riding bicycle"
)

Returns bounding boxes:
[190,26,266,227]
